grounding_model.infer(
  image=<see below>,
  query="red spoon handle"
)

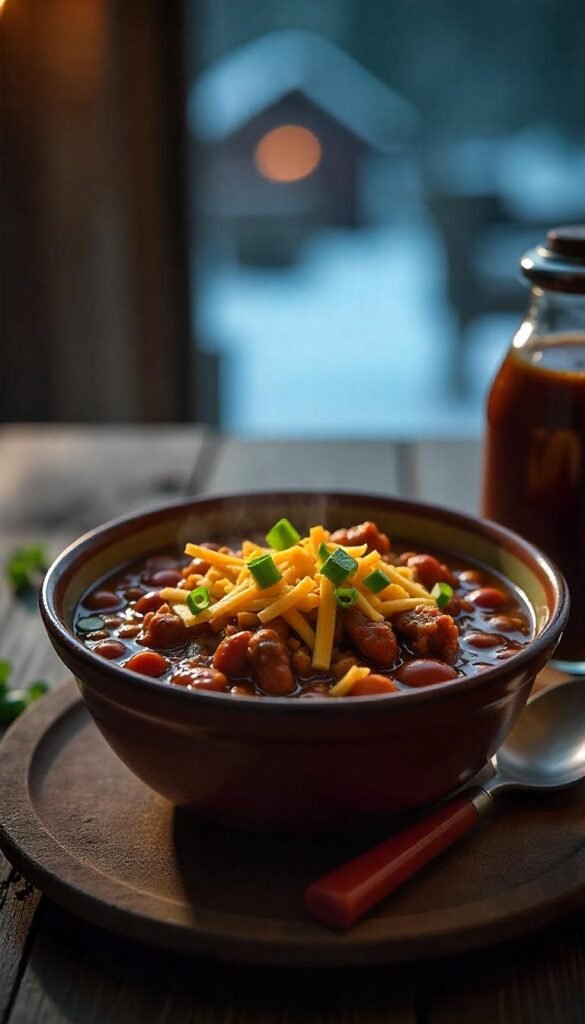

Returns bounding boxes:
[305,794,483,929]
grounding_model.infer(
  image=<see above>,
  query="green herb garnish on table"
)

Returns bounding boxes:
[5,543,48,593]
[0,661,50,725]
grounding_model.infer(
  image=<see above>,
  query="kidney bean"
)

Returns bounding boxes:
[230,685,255,696]
[124,587,146,601]
[93,639,127,660]
[140,611,186,650]
[148,569,183,588]
[458,569,485,585]
[145,555,180,571]
[125,651,169,677]
[171,663,228,691]
[86,630,109,641]
[84,589,121,611]
[468,587,507,609]
[213,630,253,677]
[103,615,123,628]
[248,629,295,695]
[464,632,504,648]
[350,674,398,695]
[181,558,210,578]
[489,614,528,633]
[135,591,166,615]
[291,646,313,677]
[117,623,142,639]
[396,659,458,687]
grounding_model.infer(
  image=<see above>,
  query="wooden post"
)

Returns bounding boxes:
[0,0,193,422]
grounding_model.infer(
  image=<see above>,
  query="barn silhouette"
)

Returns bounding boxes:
[190,30,418,264]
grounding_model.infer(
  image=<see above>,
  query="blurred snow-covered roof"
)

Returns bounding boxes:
[190,30,418,151]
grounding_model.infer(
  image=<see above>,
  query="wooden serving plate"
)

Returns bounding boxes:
[0,680,584,967]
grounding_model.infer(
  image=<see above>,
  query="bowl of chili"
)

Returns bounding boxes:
[40,492,568,831]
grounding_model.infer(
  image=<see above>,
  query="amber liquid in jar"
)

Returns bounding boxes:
[483,333,585,666]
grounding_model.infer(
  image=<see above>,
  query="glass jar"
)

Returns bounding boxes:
[482,226,585,672]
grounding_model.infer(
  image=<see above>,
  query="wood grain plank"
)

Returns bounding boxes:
[0,858,42,1024]
[0,425,208,533]
[0,425,216,1022]
[426,912,585,1024]
[0,426,210,691]
[200,440,401,496]
[8,903,417,1024]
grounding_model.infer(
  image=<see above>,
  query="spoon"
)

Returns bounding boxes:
[305,679,585,930]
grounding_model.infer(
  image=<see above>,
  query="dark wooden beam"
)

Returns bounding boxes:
[0,0,194,423]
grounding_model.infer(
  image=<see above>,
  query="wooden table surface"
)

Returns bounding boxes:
[0,425,583,1024]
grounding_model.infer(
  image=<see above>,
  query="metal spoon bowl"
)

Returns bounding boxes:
[306,679,585,929]
[492,679,585,792]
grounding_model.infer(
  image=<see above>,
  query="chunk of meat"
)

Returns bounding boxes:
[330,521,390,555]
[139,605,186,650]
[213,630,253,677]
[406,554,457,590]
[344,608,398,667]
[394,606,459,662]
[85,589,121,611]
[247,628,295,695]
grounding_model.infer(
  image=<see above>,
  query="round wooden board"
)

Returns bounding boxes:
[0,681,584,967]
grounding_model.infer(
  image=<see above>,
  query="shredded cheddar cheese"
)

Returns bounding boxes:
[282,607,316,650]
[329,665,370,697]
[354,591,384,622]
[312,577,337,670]
[159,525,443,678]
[258,576,315,623]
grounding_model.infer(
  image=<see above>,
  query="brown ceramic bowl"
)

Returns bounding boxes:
[40,492,568,831]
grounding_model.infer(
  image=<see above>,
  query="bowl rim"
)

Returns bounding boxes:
[40,489,570,714]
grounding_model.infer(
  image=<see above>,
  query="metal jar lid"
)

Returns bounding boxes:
[520,226,585,294]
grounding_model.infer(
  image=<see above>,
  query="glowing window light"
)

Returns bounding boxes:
[255,125,322,183]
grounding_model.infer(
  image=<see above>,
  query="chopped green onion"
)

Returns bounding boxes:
[318,542,332,563]
[363,569,392,595]
[27,681,50,702]
[0,659,11,695]
[321,548,358,586]
[186,586,211,615]
[265,518,300,551]
[0,690,29,725]
[77,615,106,634]
[334,586,359,608]
[247,554,282,589]
[432,582,454,609]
